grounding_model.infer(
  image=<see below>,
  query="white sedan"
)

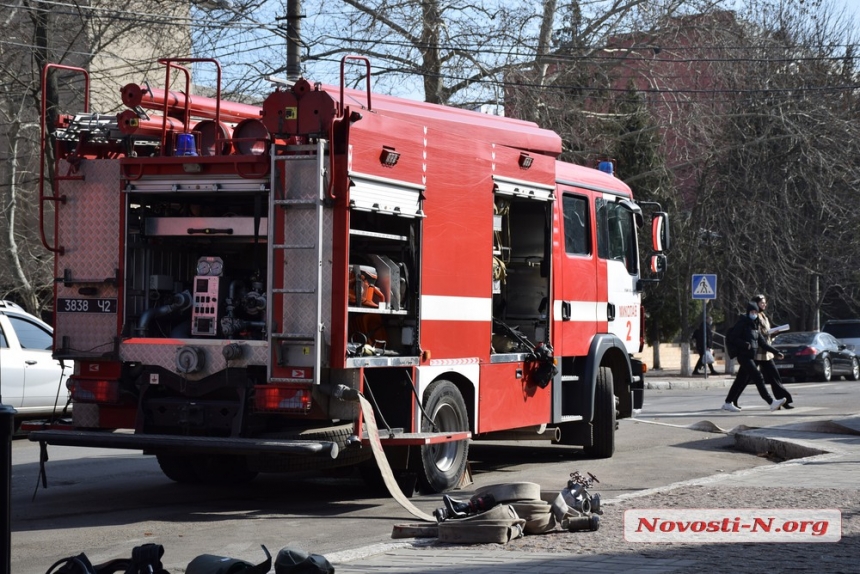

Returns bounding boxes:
[0,300,71,424]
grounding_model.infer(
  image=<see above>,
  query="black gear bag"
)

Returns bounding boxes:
[45,543,169,574]
[185,545,272,574]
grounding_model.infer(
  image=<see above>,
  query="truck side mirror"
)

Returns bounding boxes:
[650,253,667,274]
[651,212,670,252]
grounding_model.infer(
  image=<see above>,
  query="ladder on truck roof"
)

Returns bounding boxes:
[268,142,331,384]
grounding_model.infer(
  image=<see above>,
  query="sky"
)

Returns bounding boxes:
[835,0,860,20]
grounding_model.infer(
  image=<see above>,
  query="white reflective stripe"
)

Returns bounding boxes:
[554,300,606,322]
[421,295,492,321]
[428,357,480,366]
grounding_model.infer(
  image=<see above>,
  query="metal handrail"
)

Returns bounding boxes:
[40,64,90,255]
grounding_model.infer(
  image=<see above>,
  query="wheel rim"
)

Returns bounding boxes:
[853,360,859,379]
[427,402,460,472]
[824,359,832,380]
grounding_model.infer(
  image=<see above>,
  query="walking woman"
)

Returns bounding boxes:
[752,294,794,409]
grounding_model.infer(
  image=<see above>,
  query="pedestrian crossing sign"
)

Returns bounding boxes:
[692,274,717,300]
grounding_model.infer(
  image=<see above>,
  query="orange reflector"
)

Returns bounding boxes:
[255,384,313,412]
[69,378,120,403]
[642,364,648,374]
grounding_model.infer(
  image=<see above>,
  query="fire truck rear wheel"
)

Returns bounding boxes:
[156,453,200,483]
[194,455,259,484]
[156,453,258,484]
[584,366,615,459]
[417,380,470,494]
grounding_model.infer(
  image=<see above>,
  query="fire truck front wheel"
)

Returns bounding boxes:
[418,380,470,493]
[583,366,616,459]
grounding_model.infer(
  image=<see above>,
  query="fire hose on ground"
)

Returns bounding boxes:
[355,390,602,543]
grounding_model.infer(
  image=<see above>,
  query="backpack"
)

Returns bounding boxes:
[274,548,335,574]
[46,544,169,574]
[725,317,745,360]
[186,546,271,574]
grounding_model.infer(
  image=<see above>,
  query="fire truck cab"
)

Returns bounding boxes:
[31,57,668,493]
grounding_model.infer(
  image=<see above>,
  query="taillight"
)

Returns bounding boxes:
[254,385,312,413]
[797,347,818,356]
[68,377,120,403]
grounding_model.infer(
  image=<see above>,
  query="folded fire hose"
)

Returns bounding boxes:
[360,393,601,543]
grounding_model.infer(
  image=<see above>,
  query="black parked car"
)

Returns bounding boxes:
[772,331,860,382]
[822,319,860,351]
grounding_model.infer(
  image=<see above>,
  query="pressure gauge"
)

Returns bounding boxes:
[196,256,224,276]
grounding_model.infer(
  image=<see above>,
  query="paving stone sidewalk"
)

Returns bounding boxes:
[330,415,860,574]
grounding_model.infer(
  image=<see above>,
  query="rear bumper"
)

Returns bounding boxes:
[28,429,339,458]
[774,360,820,380]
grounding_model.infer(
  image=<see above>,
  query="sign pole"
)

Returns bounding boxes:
[702,301,708,380]
[692,274,718,379]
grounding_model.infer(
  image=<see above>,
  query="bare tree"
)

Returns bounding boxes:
[693,0,860,329]
[0,1,193,315]
[501,1,858,345]
[188,1,723,106]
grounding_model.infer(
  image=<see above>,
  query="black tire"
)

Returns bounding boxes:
[417,380,469,493]
[194,454,258,484]
[584,366,615,459]
[156,453,201,483]
[850,358,860,381]
[820,357,832,382]
[156,453,257,484]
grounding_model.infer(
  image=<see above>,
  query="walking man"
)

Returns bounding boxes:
[722,302,787,412]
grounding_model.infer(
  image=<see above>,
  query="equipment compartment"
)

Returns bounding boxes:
[123,186,270,341]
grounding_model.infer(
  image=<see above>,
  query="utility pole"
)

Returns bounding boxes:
[286,0,303,81]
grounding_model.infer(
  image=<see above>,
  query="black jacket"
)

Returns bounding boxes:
[691,323,714,354]
[728,314,779,359]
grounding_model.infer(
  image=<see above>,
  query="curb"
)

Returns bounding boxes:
[733,432,828,461]
[645,379,733,390]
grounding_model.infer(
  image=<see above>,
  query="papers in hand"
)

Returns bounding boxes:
[769,324,789,336]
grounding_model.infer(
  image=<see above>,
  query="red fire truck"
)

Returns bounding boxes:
[30,56,669,494]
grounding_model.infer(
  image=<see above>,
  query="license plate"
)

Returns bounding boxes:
[57,298,117,313]
[776,363,793,369]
